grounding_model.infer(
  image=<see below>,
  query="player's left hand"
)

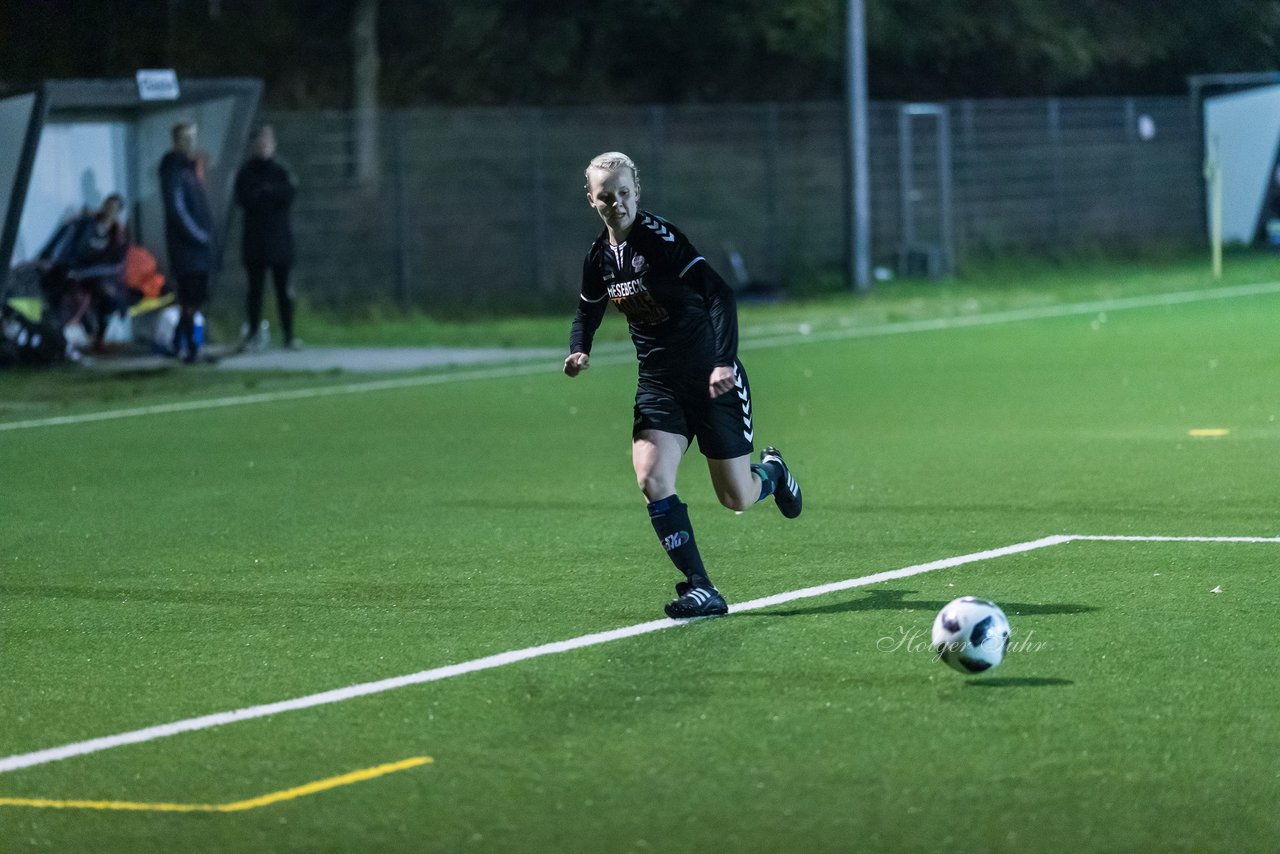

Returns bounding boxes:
[708,365,736,398]
[564,351,590,377]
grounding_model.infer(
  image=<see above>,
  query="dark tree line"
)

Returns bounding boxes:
[3,0,1279,105]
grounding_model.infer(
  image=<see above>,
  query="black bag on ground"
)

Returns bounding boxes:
[0,300,65,366]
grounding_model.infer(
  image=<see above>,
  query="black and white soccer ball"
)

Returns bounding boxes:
[931,597,1011,674]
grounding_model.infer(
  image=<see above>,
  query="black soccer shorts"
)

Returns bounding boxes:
[632,359,755,460]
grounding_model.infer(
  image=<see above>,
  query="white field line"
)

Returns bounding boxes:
[1067,535,1280,543]
[5,535,1274,783]
[2,532,1277,776]
[0,535,1069,775]
[4,280,1280,434]
[729,535,1072,611]
[0,361,557,433]
[744,278,1280,350]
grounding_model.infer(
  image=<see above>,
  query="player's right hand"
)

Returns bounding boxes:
[563,351,590,377]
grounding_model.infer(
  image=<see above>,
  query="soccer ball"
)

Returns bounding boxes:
[931,597,1011,674]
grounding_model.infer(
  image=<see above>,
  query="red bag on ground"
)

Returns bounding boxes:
[123,246,166,299]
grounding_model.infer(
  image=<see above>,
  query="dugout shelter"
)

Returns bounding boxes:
[0,76,261,295]
[1191,72,1280,246]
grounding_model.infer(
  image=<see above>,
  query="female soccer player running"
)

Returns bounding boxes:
[564,152,802,619]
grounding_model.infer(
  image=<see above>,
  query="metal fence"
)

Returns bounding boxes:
[238,96,1201,314]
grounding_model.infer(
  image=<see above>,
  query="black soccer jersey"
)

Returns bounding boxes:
[569,211,739,374]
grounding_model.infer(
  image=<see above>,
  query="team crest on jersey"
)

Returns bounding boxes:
[631,254,646,271]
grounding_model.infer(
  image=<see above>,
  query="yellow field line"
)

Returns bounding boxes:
[0,756,431,813]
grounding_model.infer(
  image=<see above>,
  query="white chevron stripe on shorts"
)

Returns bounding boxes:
[733,363,753,442]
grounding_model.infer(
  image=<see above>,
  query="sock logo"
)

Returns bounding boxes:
[661,531,690,551]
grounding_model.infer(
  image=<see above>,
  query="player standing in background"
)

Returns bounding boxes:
[159,120,216,363]
[234,125,300,350]
[565,152,802,619]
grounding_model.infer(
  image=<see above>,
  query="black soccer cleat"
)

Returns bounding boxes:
[762,446,802,519]
[664,585,729,619]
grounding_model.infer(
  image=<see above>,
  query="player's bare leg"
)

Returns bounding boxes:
[634,429,728,618]
[708,448,803,518]
[706,453,761,511]
[632,429,687,501]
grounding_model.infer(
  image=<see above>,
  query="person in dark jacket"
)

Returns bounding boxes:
[159,120,216,362]
[75,193,131,351]
[36,194,131,353]
[234,125,299,350]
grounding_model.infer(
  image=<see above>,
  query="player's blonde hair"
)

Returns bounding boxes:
[584,151,640,191]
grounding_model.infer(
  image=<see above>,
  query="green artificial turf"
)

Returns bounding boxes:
[0,266,1278,852]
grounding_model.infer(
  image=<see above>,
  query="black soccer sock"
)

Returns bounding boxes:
[647,495,712,589]
[752,462,782,503]
[273,265,295,341]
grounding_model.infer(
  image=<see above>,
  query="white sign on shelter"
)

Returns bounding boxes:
[135,70,181,101]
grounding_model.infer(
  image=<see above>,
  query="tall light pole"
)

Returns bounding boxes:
[847,0,871,291]
[352,0,381,188]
